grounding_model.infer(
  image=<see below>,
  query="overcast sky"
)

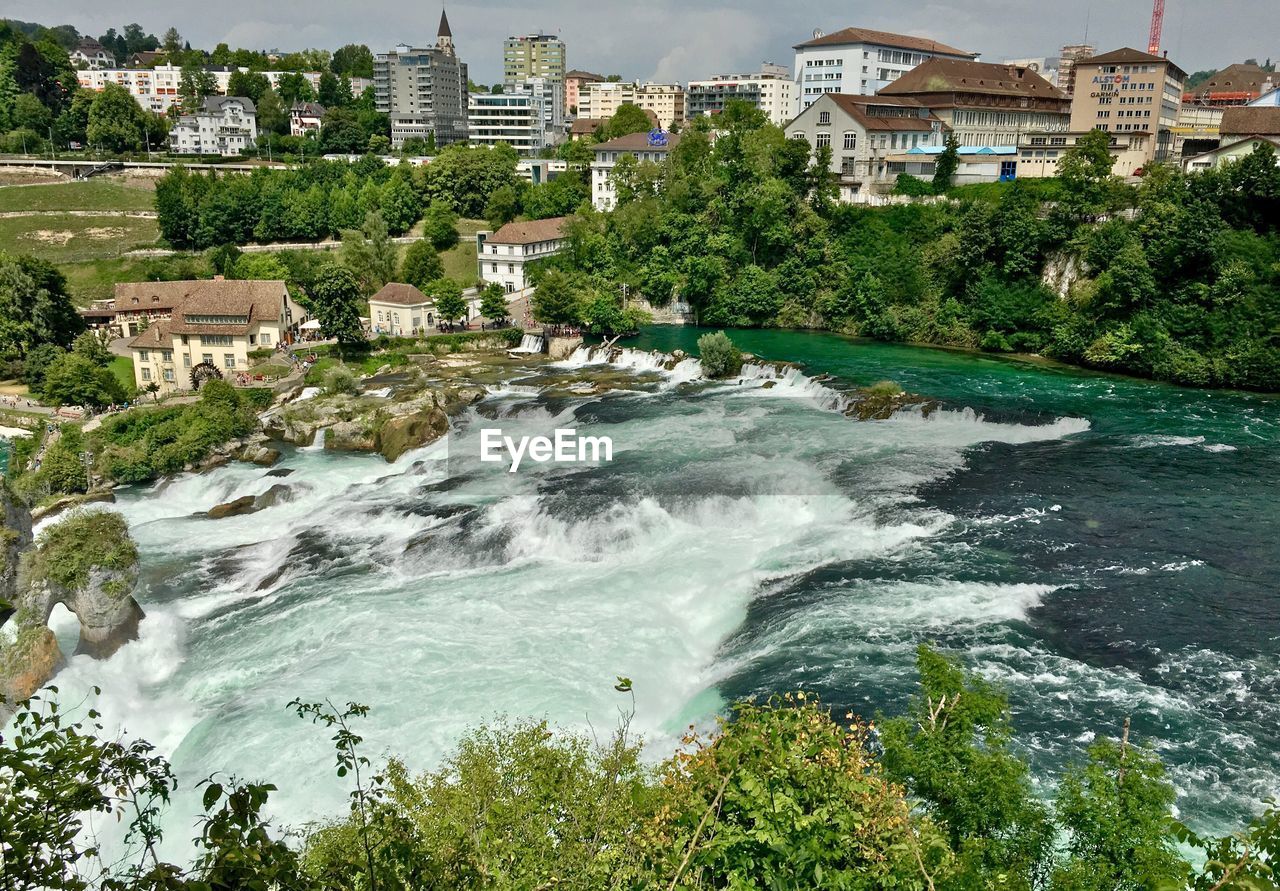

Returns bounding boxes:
[13,0,1276,82]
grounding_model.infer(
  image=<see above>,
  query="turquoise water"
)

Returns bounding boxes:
[44,328,1279,857]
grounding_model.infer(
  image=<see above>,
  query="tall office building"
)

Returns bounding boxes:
[374,10,470,148]
[503,33,566,88]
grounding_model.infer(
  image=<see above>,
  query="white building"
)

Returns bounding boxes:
[785,93,947,197]
[469,89,549,155]
[687,63,793,126]
[590,130,681,210]
[170,96,258,156]
[76,65,320,114]
[792,26,979,115]
[290,101,326,138]
[476,217,570,292]
[369,283,438,335]
[519,76,566,137]
[70,39,115,70]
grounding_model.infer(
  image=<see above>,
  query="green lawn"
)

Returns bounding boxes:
[0,178,156,213]
[0,214,160,265]
[440,240,479,285]
[108,356,135,394]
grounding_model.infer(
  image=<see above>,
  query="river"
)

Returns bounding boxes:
[45,328,1280,858]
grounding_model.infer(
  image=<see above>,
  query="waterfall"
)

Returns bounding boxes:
[510,334,545,355]
[301,428,327,451]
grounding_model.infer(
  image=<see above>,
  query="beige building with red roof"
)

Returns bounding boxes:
[1068,47,1186,163]
[785,93,947,195]
[476,216,571,292]
[125,279,303,394]
[368,283,440,336]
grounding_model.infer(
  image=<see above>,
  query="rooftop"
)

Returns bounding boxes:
[118,279,288,338]
[1220,106,1280,136]
[879,58,1068,101]
[592,130,682,152]
[489,216,570,245]
[1187,63,1277,97]
[816,94,945,132]
[1078,47,1187,79]
[794,27,976,59]
[369,283,432,306]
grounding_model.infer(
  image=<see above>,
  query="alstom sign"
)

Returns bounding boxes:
[1092,74,1132,84]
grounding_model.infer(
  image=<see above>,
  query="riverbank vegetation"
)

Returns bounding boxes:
[537,105,1280,392]
[2,646,1276,889]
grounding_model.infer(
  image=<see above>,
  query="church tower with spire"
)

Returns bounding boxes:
[436,8,454,54]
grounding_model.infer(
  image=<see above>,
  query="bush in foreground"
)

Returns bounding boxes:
[697,330,744,379]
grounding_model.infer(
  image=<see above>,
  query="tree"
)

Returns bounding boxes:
[227,69,269,102]
[161,26,183,58]
[933,132,960,192]
[340,211,399,296]
[604,103,653,140]
[479,282,510,323]
[0,251,83,356]
[530,270,581,325]
[178,61,216,111]
[308,263,365,346]
[1052,728,1190,890]
[484,184,522,229]
[880,646,1055,888]
[331,43,374,78]
[378,169,422,234]
[41,352,125,407]
[696,330,743,378]
[276,71,313,104]
[71,330,111,366]
[421,200,460,251]
[86,81,144,151]
[400,239,444,291]
[430,279,467,325]
[1059,128,1122,219]
[256,87,288,135]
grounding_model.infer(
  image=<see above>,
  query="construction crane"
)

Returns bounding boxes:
[1147,0,1165,55]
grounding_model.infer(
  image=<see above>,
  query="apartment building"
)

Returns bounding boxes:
[76,65,321,114]
[169,96,257,156]
[373,11,469,148]
[565,69,605,116]
[469,88,550,155]
[504,34,566,87]
[125,279,303,395]
[518,76,566,135]
[591,131,681,210]
[687,63,793,126]
[476,217,571,292]
[579,82,685,128]
[1068,47,1186,163]
[785,93,947,195]
[878,58,1071,148]
[792,26,978,114]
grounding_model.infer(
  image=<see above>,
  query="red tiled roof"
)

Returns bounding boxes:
[794,26,976,59]
[879,58,1068,101]
[592,131,682,152]
[369,283,432,306]
[489,216,570,245]
[819,94,947,132]
[1220,106,1280,136]
[1078,47,1187,79]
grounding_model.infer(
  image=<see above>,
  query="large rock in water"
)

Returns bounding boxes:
[377,406,449,462]
[207,495,258,519]
[325,420,377,452]
[0,625,63,705]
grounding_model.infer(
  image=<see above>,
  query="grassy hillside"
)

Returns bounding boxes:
[0,178,156,213]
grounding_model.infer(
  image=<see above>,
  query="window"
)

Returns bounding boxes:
[508,264,515,273]
[162,350,172,362]
[138,349,149,361]
[141,367,152,381]
[163,368,174,381]
[261,333,271,346]
[184,354,191,367]
[843,132,857,151]
[202,353,213,364]
[202,334,234,346]
[816,132,831,148]
[817,111,830,125]
[224,354,236,369]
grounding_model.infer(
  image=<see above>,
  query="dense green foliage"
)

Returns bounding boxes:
[0,252,83,375]
[696,331,743,378]
[154,144,520,250]
[4,649,1278,890]
[88,379,260,485]
[25,509,136,592]
[541,111,1280,391]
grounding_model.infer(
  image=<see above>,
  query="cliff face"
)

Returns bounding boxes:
[0,507,144,718]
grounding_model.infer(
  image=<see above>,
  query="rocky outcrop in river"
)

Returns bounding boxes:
[0,489,144,718]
